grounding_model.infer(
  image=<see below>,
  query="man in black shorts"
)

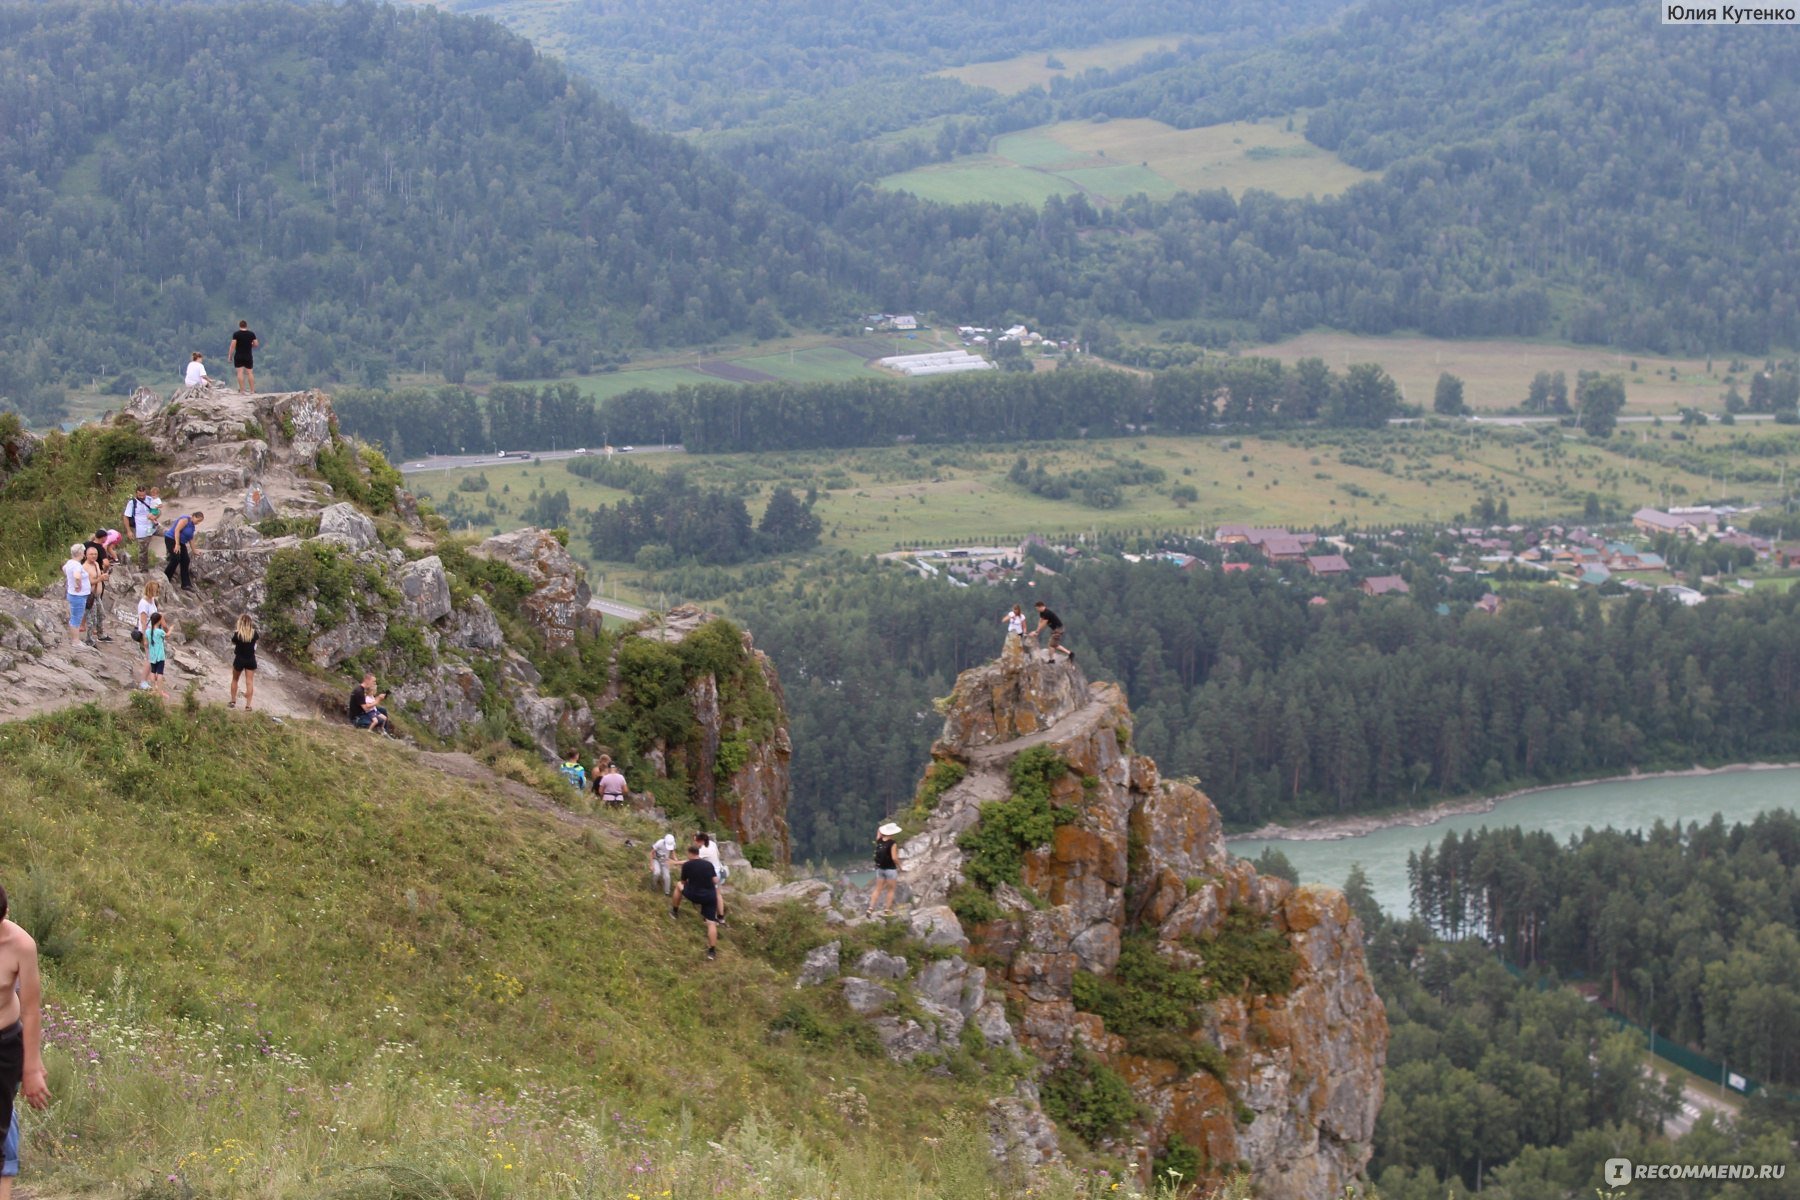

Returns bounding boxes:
[228,320,258,394]
[0,885,51,1155]
[1033,600,1074,663]
[670,845,722,960]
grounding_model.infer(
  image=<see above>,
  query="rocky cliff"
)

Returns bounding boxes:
[0,385,790,857]
[901,640,1387,1196]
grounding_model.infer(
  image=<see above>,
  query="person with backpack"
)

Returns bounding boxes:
[558,753,587,792]
[867,822,903,918]
[162,512,204,591]
[670,845,722,961]
[124,486,158,567]
[593,755,627,808]
[145,613,169,698]
[648,830,677,896]
[228,614,258,710]
[133,580,160,690]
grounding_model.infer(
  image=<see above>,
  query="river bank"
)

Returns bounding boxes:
[1228,761,1800,844]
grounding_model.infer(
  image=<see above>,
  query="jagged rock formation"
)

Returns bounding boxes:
[903,639,1387,1197]
[0,386,791,856]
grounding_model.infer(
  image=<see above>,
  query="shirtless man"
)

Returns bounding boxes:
[0,884,51,1169]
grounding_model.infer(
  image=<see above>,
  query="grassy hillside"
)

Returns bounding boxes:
[2,698,1148,1198]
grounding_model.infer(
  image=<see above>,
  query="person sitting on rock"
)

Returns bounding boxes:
[348,673,392,735]
[867,822,903,917]
[183,352,214,389]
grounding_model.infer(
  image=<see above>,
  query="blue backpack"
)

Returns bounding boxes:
[559,762,587,790]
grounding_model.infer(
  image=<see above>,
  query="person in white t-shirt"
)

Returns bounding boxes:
[648,831,677,896]
[184,352,210,388]
[62,546,91,647]
[124,485,159,568]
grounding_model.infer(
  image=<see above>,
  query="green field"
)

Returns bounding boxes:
[1242,331,1734,414]
[413,423,1793,567]
[937,35,1193,94]
[881,116,1374,206]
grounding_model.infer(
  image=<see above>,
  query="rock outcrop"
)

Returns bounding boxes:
[0,385,794,858]
[902,639,1387,1197]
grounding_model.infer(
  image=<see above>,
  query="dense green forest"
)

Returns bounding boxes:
[1407,812,1800,1088]
[1363,926,1800,1199]
[0,2,845,414]
[331,357,1408,460]
[724,560,1800,861]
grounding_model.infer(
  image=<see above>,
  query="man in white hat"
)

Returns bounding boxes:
[867,822,903,917]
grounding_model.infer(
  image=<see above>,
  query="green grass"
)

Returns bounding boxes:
[882,116,1373,207]
[559,364,716,400]
[936,35,1193,94]
[737,346,877,385]
[417,423,1799,565]
[5,699,1166,1199]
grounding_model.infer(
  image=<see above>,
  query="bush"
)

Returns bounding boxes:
[956,747,1072,891]
[1190,908,1300,997]
[898,759,966,830]
[0,424,159,590]
[1041,1051,1141,1145]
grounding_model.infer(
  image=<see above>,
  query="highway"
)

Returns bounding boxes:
[589,596,649,621]
[398,444,682,475]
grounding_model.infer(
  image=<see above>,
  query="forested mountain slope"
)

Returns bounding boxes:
[1067,0,1800,353]
[0,1,845,411]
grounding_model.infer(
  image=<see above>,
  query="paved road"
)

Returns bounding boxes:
[1395,413,1779,428]
[589,596,648,621]
[1648,1061,1740,1138]
[398,445,682,475]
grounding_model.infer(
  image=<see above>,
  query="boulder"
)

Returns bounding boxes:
[840,977,894,1016]
[241,483,277,523]
[907,904,969,951]
[868,1016,938,1064]
[316,503,378,552]
[392,665,485,738]
[796,942,840,988]
[473,528,593,651]
[739,879,832,909]
[443,595,505,652]
[987,1082,1063,1169]
[398,555,453,624]
[854,949,908,981]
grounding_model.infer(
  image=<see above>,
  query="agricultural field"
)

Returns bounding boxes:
[881,116,1374,206]
[935,35,1195,95]
[1242,332,1734,414]
[551,341,891,401]
[413,423,1796,566]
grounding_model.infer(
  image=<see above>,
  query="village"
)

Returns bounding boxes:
[883,502,1798,612]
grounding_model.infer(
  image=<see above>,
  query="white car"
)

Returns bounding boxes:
[619,445,635,453]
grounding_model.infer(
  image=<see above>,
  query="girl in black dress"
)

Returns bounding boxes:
[229,613,258,710]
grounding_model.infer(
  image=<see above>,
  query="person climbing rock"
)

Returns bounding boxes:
[649,830,677,896]
[1032,600,1073,663]
[162,511,204,591]
[867,822,902,917]
[228,320,258,394]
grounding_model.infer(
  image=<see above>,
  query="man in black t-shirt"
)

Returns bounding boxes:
[228,320,259,394]
[671,846,721,959]
[1033,600,1074,663]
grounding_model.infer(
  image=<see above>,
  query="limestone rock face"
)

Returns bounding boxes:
[317,503,379,552]
[397,556,453,624]
[904,651,1387,1199]
[473,529,594,651]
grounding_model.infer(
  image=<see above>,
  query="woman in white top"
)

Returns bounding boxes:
[135,579,161,689]
[184,352,209,388]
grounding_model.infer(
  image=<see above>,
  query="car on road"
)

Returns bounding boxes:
[620,445,635,452]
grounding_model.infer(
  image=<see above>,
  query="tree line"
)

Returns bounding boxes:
[1406,812,1800,1088]
[569,455,821,565]
[331,357,1408,461]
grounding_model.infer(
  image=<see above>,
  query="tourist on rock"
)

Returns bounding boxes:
[670,844,722,961]
[349,673,392,735]
[145,612,169,698]
[124,485,158,567]
[1032,600,1074,663]
[867,822,903,917]
[694,832,727,923]
[147,488,162,529]
[594,754,628,809]
[62,544,91,649]
[183,351,212,389]
[81,545,111,645]
[229,614,258,711]
[0,882,52,1189]
[162,511,204,591]
[1001,603,1027,649]
[134,580,160,690]
[228,320,258,394]
[649,829,677,896]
